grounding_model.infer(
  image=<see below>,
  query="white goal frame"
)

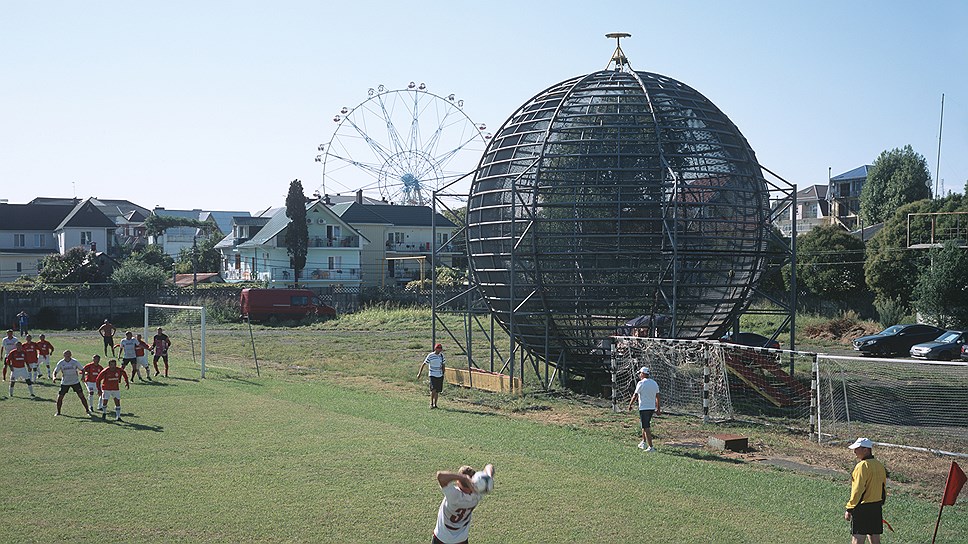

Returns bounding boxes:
[144,304,207,378]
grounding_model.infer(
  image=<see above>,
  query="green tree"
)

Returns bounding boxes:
[131,244,175,272]
[144,214,214,237]
[174,234,222,274]
[860,145,932,224]
[913,241,968,328]
[284,179,309,286]
[37,247,109,284]
[110,260,170,289]
[795,225,867,308]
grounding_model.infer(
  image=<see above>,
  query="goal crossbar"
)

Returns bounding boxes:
[144,304,207,378]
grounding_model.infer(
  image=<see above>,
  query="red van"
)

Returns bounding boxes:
[240,288,337,322]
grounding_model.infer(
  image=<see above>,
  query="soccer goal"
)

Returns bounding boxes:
[144,304,207,378]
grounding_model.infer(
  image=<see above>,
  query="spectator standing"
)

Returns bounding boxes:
[417,343,445,409]
[98,319,117,357]
[844,437,887,544]
[17,311,29,336]
[53,350,91,416]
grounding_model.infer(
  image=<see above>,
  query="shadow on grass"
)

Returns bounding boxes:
[219,375,263,387]
[437,407,503,418]
[665,449,746,464]
[134,380,172,387]
[165,376,200,383]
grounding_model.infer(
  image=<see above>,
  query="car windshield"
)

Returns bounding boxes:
[879,325,904,335]
[936,332,961,343]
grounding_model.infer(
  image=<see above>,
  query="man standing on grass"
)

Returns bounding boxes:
[4,341,36,398]
[98,319,117,357]
[22,334,40,382]
[135,334,152,382]
[52,350,91,417]
[17,310,29,336]
[37,334,54,380]
[1,329,19,361]
[627,366,661,451]
[117,331,141,380]
[151,327,171,377]
[81,355,104,410]
[417,343,445,409]
[432,463,494,544]
[95,359,129,422]
[845,437,887,544]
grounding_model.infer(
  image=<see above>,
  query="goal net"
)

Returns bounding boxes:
[144,304,207,378]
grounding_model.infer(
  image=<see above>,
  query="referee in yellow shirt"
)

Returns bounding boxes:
[844,437,887,544]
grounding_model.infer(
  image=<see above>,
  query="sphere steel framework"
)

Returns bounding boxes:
[465,64,771,375]
[318,83,488,206]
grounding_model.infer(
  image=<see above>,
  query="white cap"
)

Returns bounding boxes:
[848,437,874,449]
[639,367,650,375]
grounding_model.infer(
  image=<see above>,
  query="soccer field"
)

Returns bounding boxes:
[2,329,966,543]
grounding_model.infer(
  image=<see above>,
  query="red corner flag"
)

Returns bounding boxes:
[942,461,967,506]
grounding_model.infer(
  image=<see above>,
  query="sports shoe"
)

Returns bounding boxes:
[54,412,61,416]
[644,446,655,452]
[637,440,646,449]
[101,411,107,420]
[116,417,123,422]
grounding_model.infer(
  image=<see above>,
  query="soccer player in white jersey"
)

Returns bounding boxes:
[1,329,19,361]
[432,463,494,544]
[53,350,91,416]
[117,331,142,380]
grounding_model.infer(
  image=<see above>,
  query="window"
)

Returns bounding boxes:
[34,234,46,247]
[80,231,93,246]
[438,232,449,246]
[16,262,22,273]
[14,234,25,247]
[328,256,342,270]
[326,225,340,240]
[394,232,404,244]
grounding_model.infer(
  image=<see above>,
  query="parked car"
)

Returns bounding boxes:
[719,332,781,349]
[910,330,968,360]
[963,343,968,361]
[852,324,945,357]
[240,288,337,322]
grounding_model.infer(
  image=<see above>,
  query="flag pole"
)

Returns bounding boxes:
[931,504,944,544]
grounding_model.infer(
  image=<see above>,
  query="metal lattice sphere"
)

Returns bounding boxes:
[466,61,771,374]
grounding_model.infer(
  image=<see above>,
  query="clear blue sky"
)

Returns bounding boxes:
[2,0,965,212]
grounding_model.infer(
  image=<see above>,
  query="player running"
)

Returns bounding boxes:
[21,334,40,382]
[53,350,91,417]
[151,327,172,377]
[95,359,129,422]
[81,355,104,410]
[432,463,495,544]
[37,334,54,380]
[4,341,36,398]
[135,334,152,382]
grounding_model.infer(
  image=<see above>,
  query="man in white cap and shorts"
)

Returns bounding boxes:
[628,366,661,451]
[845,437,887,544]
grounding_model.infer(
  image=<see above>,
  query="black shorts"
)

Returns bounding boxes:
[429,376,444,392]
[432,535,466,544]
[850,502,883,535]
[122,357,137,367]
[59,383,83,396]
[153,352,168,361]
[103,335,114,347]
[639,409,655,429]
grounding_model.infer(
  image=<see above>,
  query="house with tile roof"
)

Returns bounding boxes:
[0,198,115,281]
[30,197,152,254]
[216,199,366,288]
[828,165,871,230]
[773,184,831,237]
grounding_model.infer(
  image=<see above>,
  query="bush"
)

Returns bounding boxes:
[874,297,909,327]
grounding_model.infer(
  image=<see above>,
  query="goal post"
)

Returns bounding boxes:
[144,304,207,379]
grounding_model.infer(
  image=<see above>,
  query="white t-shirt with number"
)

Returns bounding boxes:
[635,378,660,410]
[434,483,482,544]
[2,336,19,357]
[119,337,139,358]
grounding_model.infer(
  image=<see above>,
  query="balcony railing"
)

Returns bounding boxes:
[309,236,360,248]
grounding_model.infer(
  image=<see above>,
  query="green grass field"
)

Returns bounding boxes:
[2,316,966,543]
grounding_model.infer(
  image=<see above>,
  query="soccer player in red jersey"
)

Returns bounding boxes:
[151,327,172,377]
[135,334,152,382]
[81,355,104,410]
[37,334,54,380]
[95,359,129,421]
[21,334,40,382]
[4,341,36,398]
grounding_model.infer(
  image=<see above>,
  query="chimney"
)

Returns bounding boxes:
[356,189,363,204]
[323,194,331,205]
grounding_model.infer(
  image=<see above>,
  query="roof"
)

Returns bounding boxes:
[31,197,151,221]
[232,216,270,227]
[124,209,149,222]
[850,222,884,241]
[798,184,828,201]
[174,273,224,287]
[0,203,75,230]
[237,201,367,248]
[330,202,456,228]
[54,198,117,230]
[831,165,871,182]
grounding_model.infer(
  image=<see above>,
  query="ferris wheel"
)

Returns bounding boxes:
[316,82,490,206]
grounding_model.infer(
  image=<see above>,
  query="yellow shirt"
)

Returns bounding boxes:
[846,456,887,510]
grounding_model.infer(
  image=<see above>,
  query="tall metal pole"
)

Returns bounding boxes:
[935,93,945,198]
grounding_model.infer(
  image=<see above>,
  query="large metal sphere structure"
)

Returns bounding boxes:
[465,52,770,375]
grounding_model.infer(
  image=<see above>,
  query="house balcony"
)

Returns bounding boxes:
[257,268,361,282]
[310,236,360,248]
[386,242,455,253]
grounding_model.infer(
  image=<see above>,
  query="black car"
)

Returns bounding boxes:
[910,330,967,360]
[719,332,781,349]
[963,343,968,361]
[852,324,946,357]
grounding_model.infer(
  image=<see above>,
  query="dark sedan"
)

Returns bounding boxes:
[852,324,946,357]
[963,343,968,361]
[910,331,967,360]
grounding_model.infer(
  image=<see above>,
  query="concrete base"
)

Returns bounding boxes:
[708,433,749,452]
